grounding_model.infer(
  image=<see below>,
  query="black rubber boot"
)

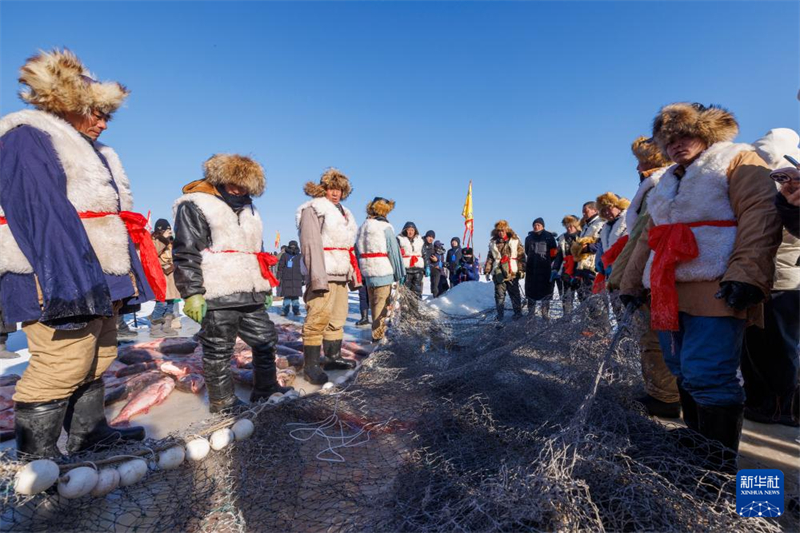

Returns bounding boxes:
[678,386,699,431]
[697,403,744,474]
[322,339,357,370]
[205,359,245,414]
[14,399,68,459]
[64,379,145,453]
[303,345,329,385]
[636,394,681,418]
[355,310,370,327]
[250,347,293,403]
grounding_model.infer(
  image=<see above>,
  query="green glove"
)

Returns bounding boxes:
[265,293,274,308]
[184,294,207,324]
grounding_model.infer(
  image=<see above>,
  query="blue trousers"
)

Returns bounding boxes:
[658,313,746,407]
[282,298,300,313]
[151,300,171,322]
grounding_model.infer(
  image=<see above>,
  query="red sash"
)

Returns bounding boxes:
[648,220,737,331]
[207,249,280,288]
[592,235,630,294]
[2,211,167,301]
[324,247,363,285]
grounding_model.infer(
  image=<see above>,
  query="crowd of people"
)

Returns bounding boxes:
[0,49,798,478]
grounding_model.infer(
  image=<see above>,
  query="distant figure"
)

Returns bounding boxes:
[398,222,425,298]
[524,218,558,319]
[150,219,181,338]
[446,237,463,287]
[484,220,526,322]
[454,247,480,285]
[277,240,303,317]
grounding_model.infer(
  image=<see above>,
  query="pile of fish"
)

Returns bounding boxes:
[0,324,372,441]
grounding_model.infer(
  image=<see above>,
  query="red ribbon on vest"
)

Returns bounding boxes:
[1,211,168,301]
[592,235,630,294]
[564,255,576,277]
[209,249,280,288]
[401,250,420,268]
[79,211,167,302]
[324,247,363,285]
[360,252,389,259]
[648,220,737,331]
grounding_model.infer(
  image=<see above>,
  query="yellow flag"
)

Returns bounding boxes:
[461,181,473,222]
[274,231,281,250]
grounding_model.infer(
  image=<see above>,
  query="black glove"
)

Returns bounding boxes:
[715,281,764,311]
[619,293,645,310]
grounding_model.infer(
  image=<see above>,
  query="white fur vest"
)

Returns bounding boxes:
[356,218,394,278]
[173,193,272,299]
[643,142,752,288]
[490,238,521,274]
[0,109,133,277]
[626,168,666,230]
[295,198,358,277]
[599,211,628,250]
[397,234,424,269]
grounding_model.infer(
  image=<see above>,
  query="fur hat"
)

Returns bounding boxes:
[631,136,671,169]
[366,197,395,217]
[571,236,597,261]
[561,215,581,229]
[203,154,265,197]
[491,220,517,240]
[596,192,631,211]
[18,48,129,116]
[303,168,352,200]
[652,103,738,154]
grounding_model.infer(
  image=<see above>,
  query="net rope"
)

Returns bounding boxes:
[1,287,796,532]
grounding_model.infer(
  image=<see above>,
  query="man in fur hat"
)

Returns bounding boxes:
[592,192,630,294]
[571,202,605,301]
[356,198,405,342]
[484,221,526,322]
[0,49,157,457]
[398,222,426,298]
[553,215,581,314]
[607,136,679,418]
[621,103,783,471]
[297,169,361,385]
[173,154,292,413]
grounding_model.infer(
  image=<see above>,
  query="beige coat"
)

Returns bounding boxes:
[620,150,783,323]
[153,237,181,301]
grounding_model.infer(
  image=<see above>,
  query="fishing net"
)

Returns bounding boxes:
[1,286,797,532]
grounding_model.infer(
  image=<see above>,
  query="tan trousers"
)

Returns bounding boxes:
[640,305,679,403]
[303,282,350,346]
[368,284,392,342]
[14,315,118,403]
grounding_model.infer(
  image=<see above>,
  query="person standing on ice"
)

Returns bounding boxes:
[553,215,581,315]
[621,103,782,472]
[398,222,426,298]
[0,49,157,457]
[356,197,405,342]
[606,136,679,419]
[297,169,361,385]
[446,237,463,287]
[592,192,630,295]
[484,220,526,322]
[149,219,181,338]
[524,218,558,319]
[276,240,304,317]
[454,247,481,285]
[173,154,292,413]
[571,201,605,301]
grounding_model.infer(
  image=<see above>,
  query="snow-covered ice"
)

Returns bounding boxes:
[426,280,494,316]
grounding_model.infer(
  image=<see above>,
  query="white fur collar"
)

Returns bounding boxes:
[626,167,667,230]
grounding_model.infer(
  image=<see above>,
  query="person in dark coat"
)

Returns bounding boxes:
[446,237,463,286]
[454,248,481,285]
[0,49,154,457]
[277,240,304,316]
[524,218,558,319]
[433,240,449,295]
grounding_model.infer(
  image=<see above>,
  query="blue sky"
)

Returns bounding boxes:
[2,1,798,255]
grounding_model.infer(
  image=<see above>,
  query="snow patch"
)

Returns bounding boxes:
[426,280,494,316]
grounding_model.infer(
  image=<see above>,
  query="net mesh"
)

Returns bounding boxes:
[1,287,797,532]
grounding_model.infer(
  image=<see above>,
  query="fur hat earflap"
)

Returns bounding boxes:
[596,192,631,211]
[631,136,671,169]
[203,154,266,197]
[561,215,581,229]
[366,197,395,217]
[19,48,129,116]
[303,167,352,199]
[652,103,738,154]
